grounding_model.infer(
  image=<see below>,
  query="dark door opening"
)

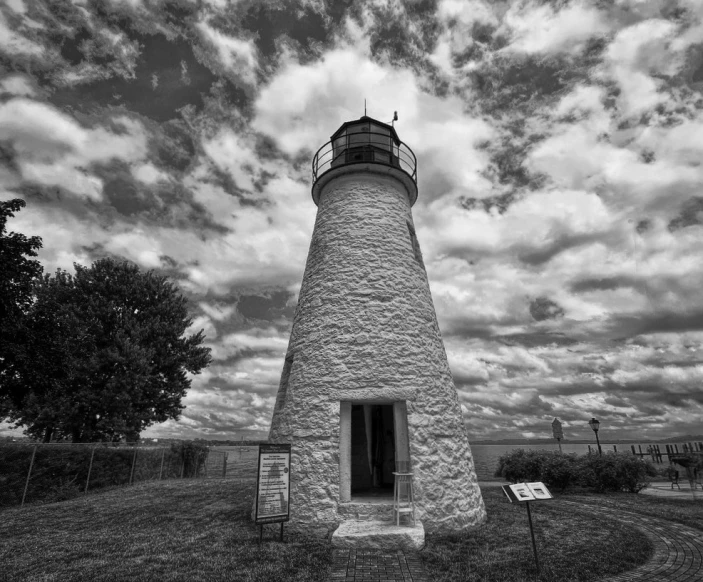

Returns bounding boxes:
[350,404,395,497]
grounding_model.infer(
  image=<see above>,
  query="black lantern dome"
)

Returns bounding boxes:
[311,115,417,206]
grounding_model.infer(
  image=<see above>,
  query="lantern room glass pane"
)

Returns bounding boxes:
[333,130,347,159]
[369,123,392,153]
[374,150,390,164]
[348,123,370,146]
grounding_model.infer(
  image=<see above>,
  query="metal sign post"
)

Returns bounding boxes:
[257,522,284,544]
[254,443,291,544]
[525,501,539,574]
[502,482,554,575]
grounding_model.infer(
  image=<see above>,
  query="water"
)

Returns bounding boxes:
[470,443,611,481]
[214,442,682,482]
[469,442,694,480]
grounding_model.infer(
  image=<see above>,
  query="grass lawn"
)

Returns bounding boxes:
[0,480,666,582]
[1,479,329,582]
[421,485,654,582]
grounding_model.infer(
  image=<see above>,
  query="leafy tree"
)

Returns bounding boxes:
[4,258,212,442]
[0,199,43,319]
[0,199,43,419]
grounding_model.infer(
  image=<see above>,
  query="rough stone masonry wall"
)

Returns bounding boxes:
[268,170,486,536]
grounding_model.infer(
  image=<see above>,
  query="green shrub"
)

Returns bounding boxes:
[540,452,580,491]
[578,452,658,493]
[494,449,579,491]
[170,441,209,478]
[494,448,657,493]
[494,448,544,483]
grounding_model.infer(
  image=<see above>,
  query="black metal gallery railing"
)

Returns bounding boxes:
[312,130,417,186]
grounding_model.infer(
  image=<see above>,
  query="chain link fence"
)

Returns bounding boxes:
[0,442,260,509]
[213,446,259,482]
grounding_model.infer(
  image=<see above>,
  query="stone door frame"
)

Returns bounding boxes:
[339,399,410,502]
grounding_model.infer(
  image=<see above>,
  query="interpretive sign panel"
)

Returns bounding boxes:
[502,481,553,574]
[255,444,291,525]
[502,482,553,503]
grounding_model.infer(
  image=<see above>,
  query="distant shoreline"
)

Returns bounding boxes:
[2,435,701,447]
[472,436,703,445]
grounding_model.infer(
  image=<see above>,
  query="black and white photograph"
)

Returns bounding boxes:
[1,1,702,580]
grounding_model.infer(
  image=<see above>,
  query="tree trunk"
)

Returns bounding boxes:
[42,426,53,443]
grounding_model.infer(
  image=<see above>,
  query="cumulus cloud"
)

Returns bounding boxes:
[3,0,703,442]
[0,11,43,55]
[604,19,683,118]
[196,20,258,85]
[207,329,288,361]
[131,162,170,184]
[253,44,495,200]
[501,1,611,55]
[0,99,148,201]
[202,130,262,192]
[0,74,36,96]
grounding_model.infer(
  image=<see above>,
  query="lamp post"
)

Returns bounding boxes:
[588,417,602,456]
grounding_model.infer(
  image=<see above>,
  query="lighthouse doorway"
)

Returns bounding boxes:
[350,404,396,496]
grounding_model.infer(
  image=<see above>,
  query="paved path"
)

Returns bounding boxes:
[329,548,429,581]
[328,497,703,582]
[559,499,703,582]
[640,482,702,500]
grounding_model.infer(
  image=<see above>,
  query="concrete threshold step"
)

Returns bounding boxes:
[331,518,425,551]
[338,501,394,521]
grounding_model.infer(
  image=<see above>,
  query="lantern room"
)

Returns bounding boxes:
[311,115,418,206]
[331,116,400,168]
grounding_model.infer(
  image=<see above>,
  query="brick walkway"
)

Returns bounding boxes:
[329,549,429,581]
[559,500,703,581]
[328,500,703,582]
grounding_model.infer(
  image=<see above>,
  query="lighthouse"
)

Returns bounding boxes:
[267,115,486,545]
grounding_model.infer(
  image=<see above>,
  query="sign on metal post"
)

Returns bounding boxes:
[254,443,291,543]
[502,482,554,574]
[552,417,563,452]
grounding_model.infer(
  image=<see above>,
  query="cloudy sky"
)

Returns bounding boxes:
[1,0,703,443]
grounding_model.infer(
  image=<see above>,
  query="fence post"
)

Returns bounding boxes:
[129,445,138,485]
[159,448,165,480]
[180,458,185,479]
[222,452,228,479]
[85,445,97,494]
[21,445,38,507]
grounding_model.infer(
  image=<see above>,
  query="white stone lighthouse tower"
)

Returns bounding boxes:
[268,116,486,543]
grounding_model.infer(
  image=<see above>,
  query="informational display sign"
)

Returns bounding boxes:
[254,444,291,525]
[502,482,553,503]
[502,481,553,574]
